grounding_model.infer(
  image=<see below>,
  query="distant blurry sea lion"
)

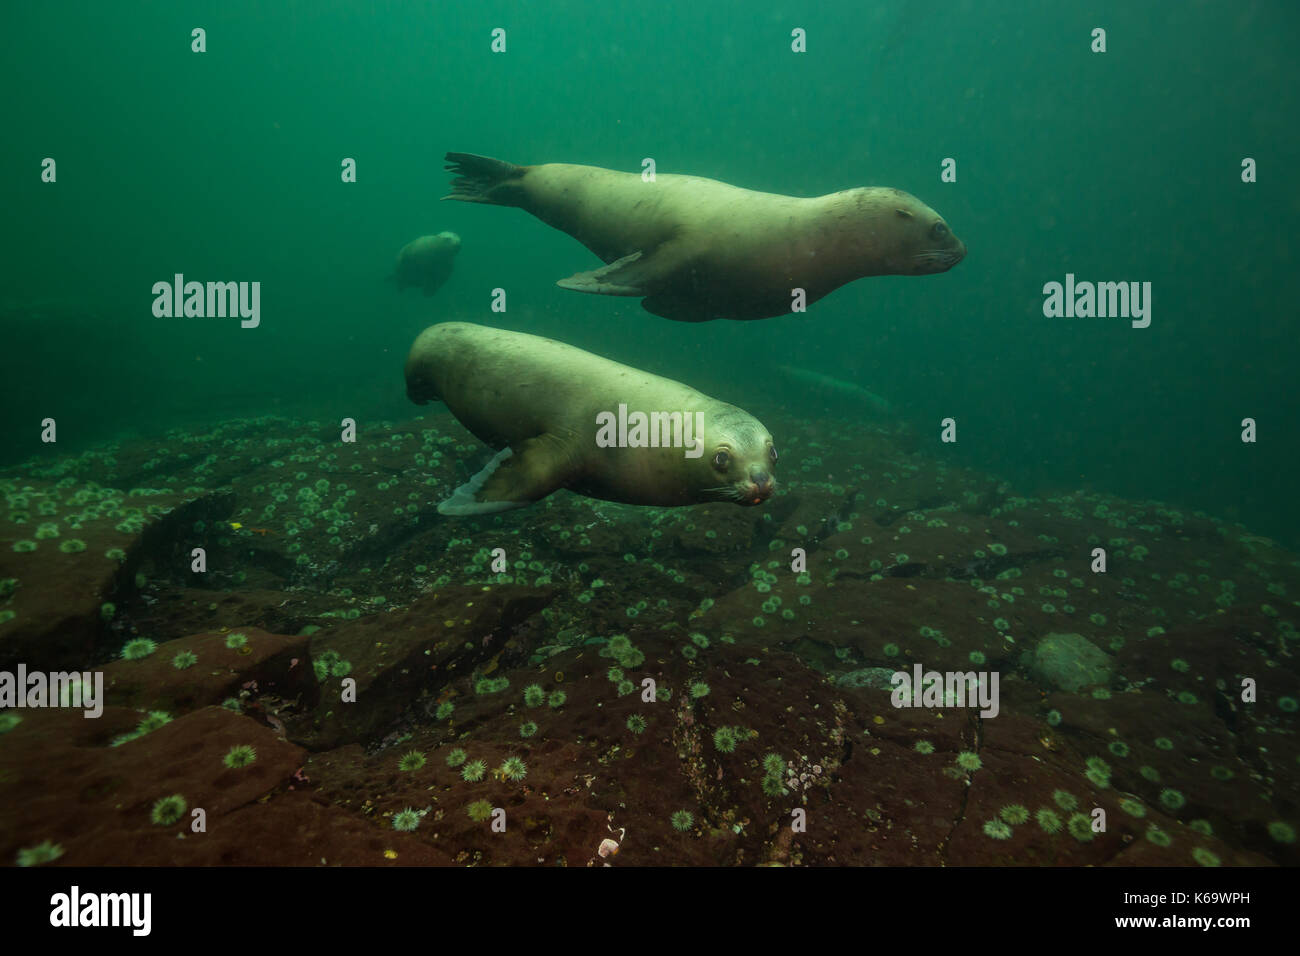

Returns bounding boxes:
[404,322,778,515]
[390,232,461,296]
[441,152,965,321]
[774,365,894,415]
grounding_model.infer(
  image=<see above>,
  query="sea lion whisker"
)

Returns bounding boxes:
[700,485,744,501]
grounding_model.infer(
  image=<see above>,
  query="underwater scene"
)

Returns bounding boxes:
[1,0,1298,883]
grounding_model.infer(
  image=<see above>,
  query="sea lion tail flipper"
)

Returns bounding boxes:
[442,152,526,205]
[438,438,570,516]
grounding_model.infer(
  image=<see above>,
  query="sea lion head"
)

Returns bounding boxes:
[862,189,966,276]
[695,405,778,506]
[401,232,462,263]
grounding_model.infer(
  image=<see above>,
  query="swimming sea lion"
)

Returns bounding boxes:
[390,232,461,296]
[442,152,965,321]
[404,322,778,515]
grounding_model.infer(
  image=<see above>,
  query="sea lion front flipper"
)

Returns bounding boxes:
[556,251,659,296]
[438,437,574,516]
[558,239,695,297]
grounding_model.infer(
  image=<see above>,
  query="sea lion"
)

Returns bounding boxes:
[389,232,461,296]
[774,365,894,416]
[404,322,778,515]
[442,152,965,321]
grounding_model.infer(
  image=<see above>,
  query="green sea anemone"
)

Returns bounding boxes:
[1118,797,1147,818]
[120,638,157,660]
[689,681,711,699]
[713,726,739,753]
[398,750,425,772]
[519,721,538,738]
[1084,766,1111,789]
[171,650,198,670]
[1267,821,1296,844]
[500,756,527,781]
[461,759,486,782]
[670,810,694,832]
[1067,812,1094,841]
[15,840,63,866]
[223,744,256,769]
[150,794,187,826]
[445,748,467,767]
[137,711,171,734]
[1000,804,1030,825]
[392,807,421,831]
[626,714,647,734]
[983,819,1013,840]
[466,800,493,822]
[224,632,247,649]
[1052,789,1078,811]
[547,690,566,708]
[1159,788,1186,811]
[1035,808,1063,833]
[474,676,508,695]
[1145,825,1172,847]
[955,751,982,771]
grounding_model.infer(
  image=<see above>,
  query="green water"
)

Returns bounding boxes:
[4,1,1295,543]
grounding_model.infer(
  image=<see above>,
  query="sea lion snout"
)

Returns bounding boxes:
[742,468,776,504]
[907,231,966,274]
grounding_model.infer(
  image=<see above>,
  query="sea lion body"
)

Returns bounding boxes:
[442,153,965,320]
[391,232,461,296]
[405,322,778,514]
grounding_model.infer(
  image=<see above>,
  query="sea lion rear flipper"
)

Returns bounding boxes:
[441,152,527,205]
[438,438,573,516]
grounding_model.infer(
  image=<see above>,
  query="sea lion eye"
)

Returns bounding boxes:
[931,222,948,238]
[712,451,730,470]
[769,446,778,462]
